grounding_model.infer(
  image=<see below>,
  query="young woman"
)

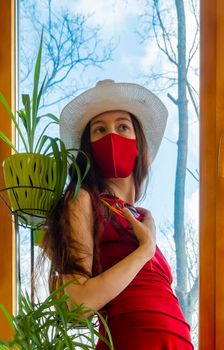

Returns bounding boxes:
[42,80,194,349]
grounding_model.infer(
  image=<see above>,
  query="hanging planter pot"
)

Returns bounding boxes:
[3,153,58,227]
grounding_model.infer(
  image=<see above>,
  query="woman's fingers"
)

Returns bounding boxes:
[121,207,155,233]
[121,206,138,225]
[121,207,152,225]
[136,207,150,217]
[121,206,156,250]
[136,207,154,223]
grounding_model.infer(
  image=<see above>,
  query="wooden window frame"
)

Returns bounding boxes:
[200,0,224,349]
[0,0,224,347]
[0,0,16,340]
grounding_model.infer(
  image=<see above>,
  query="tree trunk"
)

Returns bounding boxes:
[174,0,190,322]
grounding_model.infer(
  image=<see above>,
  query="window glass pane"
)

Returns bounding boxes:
[17,0,199,348]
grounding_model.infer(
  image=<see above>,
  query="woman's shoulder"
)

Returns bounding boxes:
[67,187,94,215]
[66,188,96,237]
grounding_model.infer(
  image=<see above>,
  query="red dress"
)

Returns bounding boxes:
[92,197,194,350]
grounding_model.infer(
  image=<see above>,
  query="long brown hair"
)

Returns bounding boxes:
[40,113,151,292]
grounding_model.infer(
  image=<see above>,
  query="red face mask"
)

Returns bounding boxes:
[90,133,138,179]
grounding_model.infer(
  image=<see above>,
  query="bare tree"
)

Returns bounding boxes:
[19,0,114,108]
[160,217,199,344]
[138,0,199,325]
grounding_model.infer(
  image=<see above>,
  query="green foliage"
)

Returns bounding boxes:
[0,29,59,155]
[0,282,114,350]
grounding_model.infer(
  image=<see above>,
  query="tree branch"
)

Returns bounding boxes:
[167,93,178,105]
[19,0,114,107]
[186,80,199,119]
[188,276,199,308]
[186,167,199,182]
[153,1,177,66]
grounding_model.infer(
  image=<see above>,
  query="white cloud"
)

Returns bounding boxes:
[188,117,199,158]
[56,0,143,38]
[171,116,199,158]
[139,40,161,74]
[166,99,199,159]
[185,188,199,226]
[170,119,178,140]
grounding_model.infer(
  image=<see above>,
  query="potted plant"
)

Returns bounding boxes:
[0,281,114,349]
[0,29,89,228]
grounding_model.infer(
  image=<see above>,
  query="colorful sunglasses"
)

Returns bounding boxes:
[98,193,141,219]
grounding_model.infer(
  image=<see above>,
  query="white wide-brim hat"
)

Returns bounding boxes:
[60,79,168,163]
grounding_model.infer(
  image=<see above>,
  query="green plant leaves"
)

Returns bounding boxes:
[0,93,28,152]
[0,281,114,349]
[0,304,15,332]
[36,73,47,114]
[0,27,60,155]
[0,130,17,153]
[21,94,31,129]
[32,28,43,137]
[38,113,59,123]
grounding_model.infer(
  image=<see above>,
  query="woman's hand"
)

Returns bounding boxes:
[121,207,156,260]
